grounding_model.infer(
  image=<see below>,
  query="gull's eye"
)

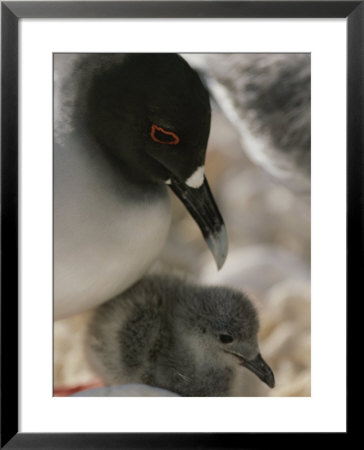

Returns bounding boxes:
[151,124,180,145]
[219,334,233,344]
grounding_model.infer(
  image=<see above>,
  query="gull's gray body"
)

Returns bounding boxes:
[87,275,274,396]
[54,55,170,319]
[185,54,311,192]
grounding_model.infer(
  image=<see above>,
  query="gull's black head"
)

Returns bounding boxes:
[176,285,275,389]
[85,53,227,269]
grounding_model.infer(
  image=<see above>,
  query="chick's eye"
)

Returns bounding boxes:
[219,334,233,344]
[151,124,180,145]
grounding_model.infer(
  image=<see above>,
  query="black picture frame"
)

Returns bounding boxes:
[1,1,359,448]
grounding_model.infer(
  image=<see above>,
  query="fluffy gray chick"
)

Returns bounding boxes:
[86,275,274,396]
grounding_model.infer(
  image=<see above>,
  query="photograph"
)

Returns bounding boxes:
[53,52,311,398]
[2,0,356,444]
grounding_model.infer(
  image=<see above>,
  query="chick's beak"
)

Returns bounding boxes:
[169,176,228,270]
[240,353,275,388]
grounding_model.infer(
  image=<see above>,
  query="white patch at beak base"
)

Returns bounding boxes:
[185,166,205,188]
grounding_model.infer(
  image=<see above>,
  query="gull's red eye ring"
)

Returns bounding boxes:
[151,124,180,145]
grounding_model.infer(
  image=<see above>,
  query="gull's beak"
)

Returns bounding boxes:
[169,176,228,270]
[240,353,275,388]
